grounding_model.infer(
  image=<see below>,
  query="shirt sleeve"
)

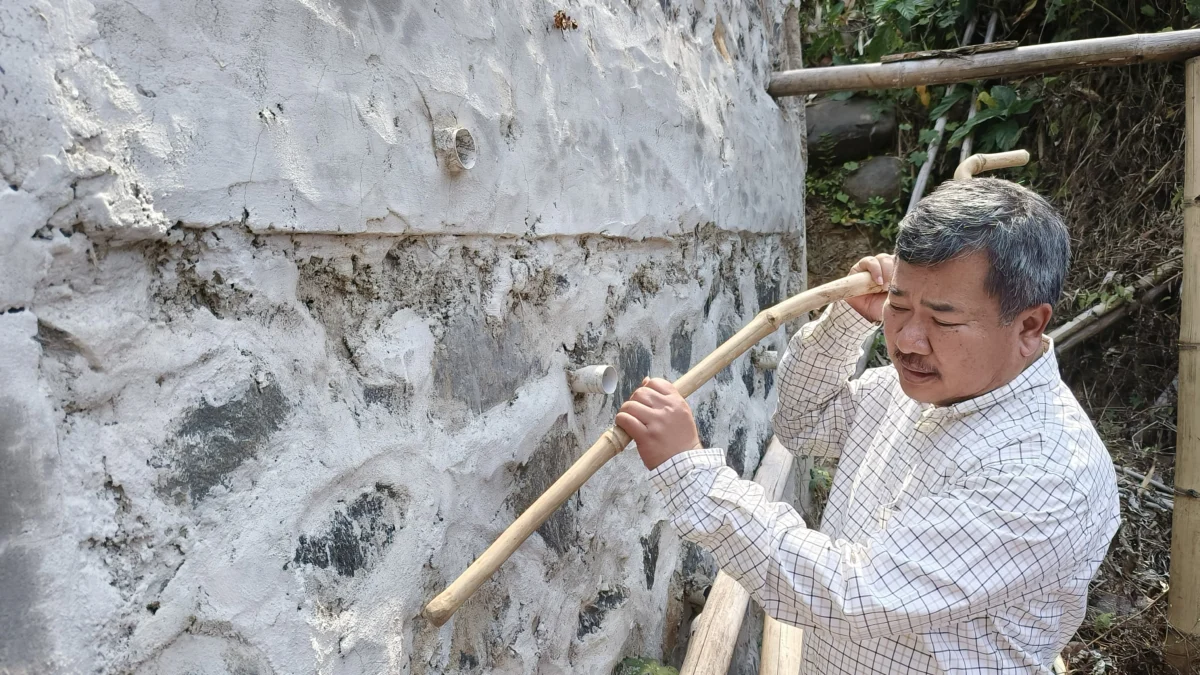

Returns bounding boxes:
[772,300,878,458]
[650,448,1090,642]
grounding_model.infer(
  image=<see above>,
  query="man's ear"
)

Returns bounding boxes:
[1016,303,1053,357]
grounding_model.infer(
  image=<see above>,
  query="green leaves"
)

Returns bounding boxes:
[928,88,968,119]
[944,85,1041,152]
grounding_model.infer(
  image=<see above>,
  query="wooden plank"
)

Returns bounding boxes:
[768,30,1200,97]
[679,438,795,675]
[759,615,805,675]
[1165,55,1200,672]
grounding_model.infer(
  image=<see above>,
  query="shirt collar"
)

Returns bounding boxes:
[919,335,1059,418]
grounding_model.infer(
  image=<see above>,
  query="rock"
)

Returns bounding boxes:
[807,98,897,165]
[842,156,905,204]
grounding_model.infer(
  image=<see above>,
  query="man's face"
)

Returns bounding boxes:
[882,252,1043,406]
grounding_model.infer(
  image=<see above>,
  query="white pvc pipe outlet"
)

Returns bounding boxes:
[568,365,618,395]
[435,126,477,172]
[752,349,780,370]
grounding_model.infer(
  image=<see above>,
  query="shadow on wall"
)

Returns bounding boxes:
[0,396,51,672]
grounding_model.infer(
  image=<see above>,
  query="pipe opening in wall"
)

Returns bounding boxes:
[437,126,477,172]
[568,365,618,395]
[453,128,476,170]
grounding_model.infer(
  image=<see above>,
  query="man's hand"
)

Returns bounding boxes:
[846,253,895,323]
[616,378,703,470]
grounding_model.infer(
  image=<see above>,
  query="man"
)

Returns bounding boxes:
[615,178,1120,674]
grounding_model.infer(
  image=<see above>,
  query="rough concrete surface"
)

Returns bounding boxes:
[0,0,805,673]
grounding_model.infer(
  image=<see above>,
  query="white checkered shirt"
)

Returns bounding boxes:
[651,301,1120,674]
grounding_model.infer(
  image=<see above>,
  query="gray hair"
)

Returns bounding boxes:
[895,177,1070,323]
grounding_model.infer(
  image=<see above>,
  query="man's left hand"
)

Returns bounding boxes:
[616,378,703,470]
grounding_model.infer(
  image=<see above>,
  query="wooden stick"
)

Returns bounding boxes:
[1053,275,1178,355]
[1049,259,1181,346]
[1165,55,1200,669]
[908,16,980,214]
[768,29,1200,97]
[953,150,1030,180]
[681,438,795,675]
[421,273,883,626]
[759,615,805,675]
[1115,465,1190,500]
[960,12,1001,162]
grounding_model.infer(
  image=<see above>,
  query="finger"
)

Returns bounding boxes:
[630,387,670,407]
[848,256,874,274]
[615,411,649,439]
[618,399,656,422]
[865,256,884,285]
[851,256,883,285]
[643,378,678,397]
[878,254,896,284]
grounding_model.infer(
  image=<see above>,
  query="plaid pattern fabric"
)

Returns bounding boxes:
[650,301,1120,674]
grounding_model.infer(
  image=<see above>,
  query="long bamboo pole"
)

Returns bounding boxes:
[1165,55,1200,673]
[681,438,795,675]
[768,29,1200,97]
[422,273,883,626]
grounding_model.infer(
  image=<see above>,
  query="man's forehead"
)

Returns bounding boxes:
[890,256,994,314]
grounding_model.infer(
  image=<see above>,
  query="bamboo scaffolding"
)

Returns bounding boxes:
[1165,55,1200,672]
[680,438,795,675]
[960,12,1001,163]
[768,29,1200,97]
[1049,260,1180,343]
[422,273,883,626]
[1054,275,1179,355]
[908,16,980,213]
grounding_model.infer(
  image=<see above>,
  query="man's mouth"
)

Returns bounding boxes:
[894,354,939,384]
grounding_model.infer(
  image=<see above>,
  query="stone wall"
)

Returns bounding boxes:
[0,1,805,673]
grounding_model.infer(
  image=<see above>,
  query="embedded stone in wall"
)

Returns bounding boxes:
[155,380,290,505]
[670,323,693,375]
[615,343,653,410]
[433,313,542,417]
[292,484,407,577]
[509,415,582,556]
[727,427,747,477]
[641,521,666,590]
[577,586,629,640]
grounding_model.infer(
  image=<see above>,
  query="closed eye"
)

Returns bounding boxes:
[933,319,962,327]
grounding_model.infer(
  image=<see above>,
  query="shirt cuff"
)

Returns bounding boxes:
[648,447,727,497]
[825,300,880,334]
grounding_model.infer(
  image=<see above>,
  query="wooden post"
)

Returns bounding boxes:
[1166,55,1200,674]
[759,615,805,675]
[768,29,1200,97]
[680,439,795,675]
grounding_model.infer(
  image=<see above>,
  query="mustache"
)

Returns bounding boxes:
[892,350,939,375]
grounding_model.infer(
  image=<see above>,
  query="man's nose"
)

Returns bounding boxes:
[895,318,932,355]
